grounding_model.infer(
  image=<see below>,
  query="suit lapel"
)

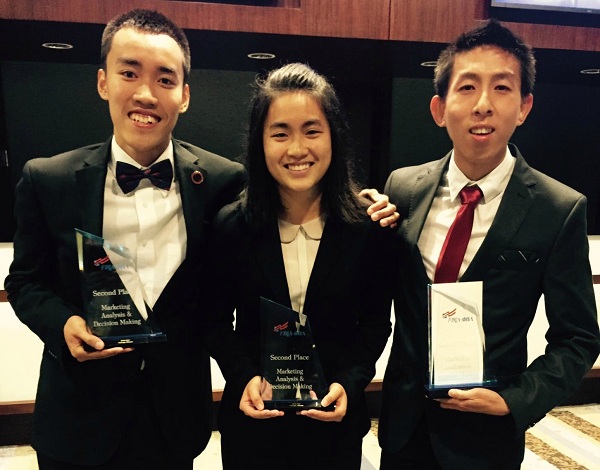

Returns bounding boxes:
[254,218,292,308]
[403,149,537,283]
[303,217,348,311]
[405,156,449,247]
[402,155,449,284]
[462,147,536,281]
[75,140,111,237]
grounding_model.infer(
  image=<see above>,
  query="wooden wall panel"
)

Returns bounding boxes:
[0,0,392,40]
[301,0,390,39]
[390,0,485,43]
[1,0,597,49]
[389,0,600,52]
[504,21,600,52]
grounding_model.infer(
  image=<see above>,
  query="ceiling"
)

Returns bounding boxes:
[0,19,598,88]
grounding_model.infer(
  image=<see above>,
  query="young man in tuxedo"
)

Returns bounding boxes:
[4,9,248,469]
[378,19,600,469]
[5,9,397,469]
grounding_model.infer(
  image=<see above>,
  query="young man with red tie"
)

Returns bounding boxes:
[378,19,600,469]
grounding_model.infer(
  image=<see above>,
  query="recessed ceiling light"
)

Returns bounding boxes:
[247,52,276,60]
[420,61,437,68]
[42,42,74,50]
[580,68,600,75]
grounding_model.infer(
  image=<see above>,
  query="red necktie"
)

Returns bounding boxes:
[434,185,483,283]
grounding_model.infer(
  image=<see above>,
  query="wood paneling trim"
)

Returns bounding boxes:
[0,400,34,415]
[0,0,392,40]
[587,368,600,379]
[366,379,383,392]
[389,0,600,52]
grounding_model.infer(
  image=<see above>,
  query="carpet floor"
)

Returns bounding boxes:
[367,404,600,469]
[1,404,599,469]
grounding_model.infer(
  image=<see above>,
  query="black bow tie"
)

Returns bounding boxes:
[116,160,173,194]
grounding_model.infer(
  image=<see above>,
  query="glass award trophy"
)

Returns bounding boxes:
[426,281,496,398]
[75,228,167,348]
[260,297,329,410]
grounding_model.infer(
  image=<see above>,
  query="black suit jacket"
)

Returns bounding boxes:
[203,201,393,452]
[5,138,245,465]
[378,145,600,469]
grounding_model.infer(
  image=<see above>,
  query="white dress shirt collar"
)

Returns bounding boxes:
[278,215,326,243]
[446,147,516,205]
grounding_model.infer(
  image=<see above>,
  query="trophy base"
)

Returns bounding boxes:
[425,379,499,399]
[101,332,167,349]
[263,399,334,411]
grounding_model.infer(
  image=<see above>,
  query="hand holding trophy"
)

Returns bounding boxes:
[260,297,329,410]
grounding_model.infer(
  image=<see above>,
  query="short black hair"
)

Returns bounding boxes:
[100,9,191,83]
[434,19,536,99]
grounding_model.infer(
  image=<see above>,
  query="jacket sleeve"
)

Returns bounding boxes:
[5,161,81,364]
[500,195,600,432]
[330,223,395,406]
[199,205,259,394]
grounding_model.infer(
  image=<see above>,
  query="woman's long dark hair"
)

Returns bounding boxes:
[241,63,367,228]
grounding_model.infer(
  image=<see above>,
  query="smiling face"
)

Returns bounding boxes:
[430,45,533,180]
[97,27,190,166]
[263,91,332,205]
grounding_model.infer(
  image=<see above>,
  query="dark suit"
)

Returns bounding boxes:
[203,201,393,468]
[5,138,245,466]
[378,145,600,469]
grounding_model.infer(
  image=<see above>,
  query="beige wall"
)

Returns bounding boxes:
[1,241,599,403]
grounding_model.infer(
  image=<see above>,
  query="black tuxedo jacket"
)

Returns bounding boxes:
[5,138,244,465]
[378,145,600,469]
[202,201,393,451]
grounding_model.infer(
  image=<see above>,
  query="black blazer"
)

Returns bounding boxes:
[378,145,600,469]
[5,138,245,465]
[203,201,393,450]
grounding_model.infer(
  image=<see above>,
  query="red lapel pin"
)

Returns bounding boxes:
[191,170,204,185]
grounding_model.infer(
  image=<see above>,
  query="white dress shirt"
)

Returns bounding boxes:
[102,137,187,309]
[278,215,325,316]
[418,147,515,282]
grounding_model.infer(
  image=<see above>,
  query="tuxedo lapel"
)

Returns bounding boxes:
[74,139,208,244]
[173,141,208,261]
[462,149,536,281]
[75,140,111,237]
[146,142,207,317]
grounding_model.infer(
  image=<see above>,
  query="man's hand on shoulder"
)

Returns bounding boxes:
[360,188,399,228]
